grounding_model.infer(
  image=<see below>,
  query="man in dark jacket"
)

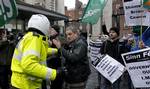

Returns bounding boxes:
[53,25,91,89]
[100,27,127,89]
[47,25,64,89]
[0,30,15,89]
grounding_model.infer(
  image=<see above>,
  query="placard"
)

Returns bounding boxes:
[122,48,150,88]
[92,54,125,83]
[123,0,150,26]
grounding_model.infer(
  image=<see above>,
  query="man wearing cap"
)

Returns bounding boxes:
[100,27,127,89]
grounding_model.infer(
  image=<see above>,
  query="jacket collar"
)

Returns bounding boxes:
[109,37,119,43]
[68,36,80,47]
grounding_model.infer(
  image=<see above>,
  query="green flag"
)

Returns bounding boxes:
[81,0,106,24]
[0,0,18,27]
[143,0,150,10]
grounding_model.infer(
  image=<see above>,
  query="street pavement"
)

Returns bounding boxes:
[86,61,99,89]
[85,59,130,89]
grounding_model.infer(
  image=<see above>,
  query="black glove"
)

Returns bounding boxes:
[56,67,67,79]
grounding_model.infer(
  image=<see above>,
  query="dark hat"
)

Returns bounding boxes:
[109,27,120,36]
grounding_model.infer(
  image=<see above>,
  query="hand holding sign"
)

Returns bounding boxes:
[92,54,125,83]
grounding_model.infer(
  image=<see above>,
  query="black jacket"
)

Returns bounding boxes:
[100,39,127,65]
[0,40,15,65]
[61,37,91,83]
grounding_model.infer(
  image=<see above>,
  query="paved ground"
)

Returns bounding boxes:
[85,66,130,89]
[86,61,99,89]
[85,59,130,89]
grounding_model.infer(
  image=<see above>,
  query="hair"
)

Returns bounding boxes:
[51,25,60,34]
[109,27,120,36]
[66,25,79,35]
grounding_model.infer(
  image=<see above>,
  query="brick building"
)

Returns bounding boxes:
[112,0,132,37]
[1,0,68,33]
[65,0,89,34]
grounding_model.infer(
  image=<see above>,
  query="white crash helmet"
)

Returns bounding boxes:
[27,14,50,36]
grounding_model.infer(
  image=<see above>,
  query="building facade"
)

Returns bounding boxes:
[112,0,132,37]
[91,0,133,40]
[65,0,90,38]
[1,0,68,34]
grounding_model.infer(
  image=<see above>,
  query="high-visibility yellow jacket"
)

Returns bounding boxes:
[11,32,58,89]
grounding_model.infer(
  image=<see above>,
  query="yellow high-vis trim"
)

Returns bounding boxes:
[48,48,58,56]
[22,50,40,58]
[51,49,56,55]
[39,61,46,65]
[12,53,22,61]
[46,68,53,80]
[13,49,40,62]
[49,69,56,81]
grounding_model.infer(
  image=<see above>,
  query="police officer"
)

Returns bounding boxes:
[11,14,63,89]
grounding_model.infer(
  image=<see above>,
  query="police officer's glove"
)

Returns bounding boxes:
[56,67,67,79]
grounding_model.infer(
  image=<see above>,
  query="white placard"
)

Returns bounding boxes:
[89,40,102,61]
[122,48,150,88]
[123,0,150,26]
[92,54,125,83]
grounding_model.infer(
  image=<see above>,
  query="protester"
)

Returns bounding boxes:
[100,27,127,89]
[134,40,149,89]
[53,25,91,89]
[123,39,149,89]
[138,40,149,49]
[47,25,64,89]
[11,14,65,89]
[0,30,13,89]
[129,40,149,89]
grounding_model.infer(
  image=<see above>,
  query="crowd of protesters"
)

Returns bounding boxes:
[0,14,150,89]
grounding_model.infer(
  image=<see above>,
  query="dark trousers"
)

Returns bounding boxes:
[42,77,64,89]
[100,76,120,89]
[64,82,87,89]
[42,80,47,89]
[50,77,64,89]
[0,65,10,89]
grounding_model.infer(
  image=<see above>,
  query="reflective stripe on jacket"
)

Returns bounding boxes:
[11,32,57,89]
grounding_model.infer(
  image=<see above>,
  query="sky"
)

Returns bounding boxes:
[64,0,89,9]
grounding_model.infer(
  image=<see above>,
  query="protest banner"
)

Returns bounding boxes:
[92,54,125,83]
[81,0,107,24]
[89,40,102,61]
[0,0,18,27]
[122,48,150,88]
[123,0,150,26]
